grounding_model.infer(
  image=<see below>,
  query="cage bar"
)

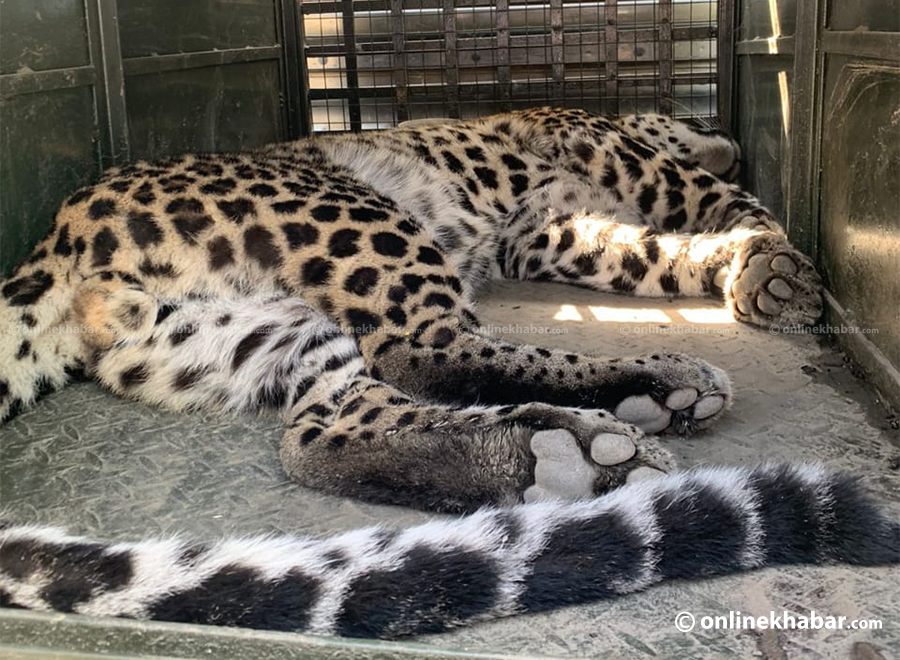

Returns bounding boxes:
[658,0,673,114]
[550,0,565,103]
[605,0,619,114]
[441,0,461,118]
[391,0,409,122]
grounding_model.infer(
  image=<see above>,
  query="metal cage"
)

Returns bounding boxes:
[299,0,732,132]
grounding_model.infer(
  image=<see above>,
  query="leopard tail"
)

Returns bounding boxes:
[1,464,896,638]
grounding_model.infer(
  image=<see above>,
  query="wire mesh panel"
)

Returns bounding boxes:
[301,0,720,131]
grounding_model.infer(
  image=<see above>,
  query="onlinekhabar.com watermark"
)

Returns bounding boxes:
[674,610,883,633]
[477,323,568,336]
[619,324,732,336]
[770,323,880,336]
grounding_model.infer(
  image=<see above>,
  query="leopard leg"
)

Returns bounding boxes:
[341,296,731,436]
[499,109,823,325]
[502,184,823,326]
[281,376,674,513]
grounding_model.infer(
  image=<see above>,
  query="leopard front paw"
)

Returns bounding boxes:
[727,233,823,328]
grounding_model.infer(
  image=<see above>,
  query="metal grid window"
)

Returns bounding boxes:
[301,0,721,132]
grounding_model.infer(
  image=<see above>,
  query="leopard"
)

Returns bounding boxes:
[3,107,890,638]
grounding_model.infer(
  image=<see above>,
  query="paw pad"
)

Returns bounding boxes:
[590,433,636,466]
[614,395,671,434]
[526,430,596,501]
[755,291,783,315]
[626,466,667,484]
[770,255,798,275]
[693,394,725,420]
[665,388,698,411]
[767,278,794,300]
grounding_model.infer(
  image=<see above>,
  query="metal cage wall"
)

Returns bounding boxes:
[299,0,729,132]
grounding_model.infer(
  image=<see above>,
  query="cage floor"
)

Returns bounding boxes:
[2,281,898,660]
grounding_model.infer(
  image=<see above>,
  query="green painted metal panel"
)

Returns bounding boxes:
[0,0,90,75]
[0,86,100,276]
[0,609,527,660]
[117,0,279,58]
[818,55,900,369]
[828,0,900,32]
[124,61,284,159]
[0,0,290,277]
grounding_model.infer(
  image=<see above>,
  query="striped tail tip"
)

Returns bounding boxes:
[0,463,896,639]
